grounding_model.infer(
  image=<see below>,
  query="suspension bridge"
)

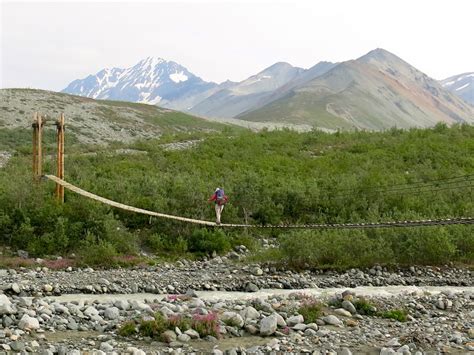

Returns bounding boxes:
[45,175,474,229]
[30,113,473,230]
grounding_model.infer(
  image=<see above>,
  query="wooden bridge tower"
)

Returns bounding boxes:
[32,112,65,202]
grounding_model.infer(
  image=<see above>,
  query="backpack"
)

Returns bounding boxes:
[216,189,227,205]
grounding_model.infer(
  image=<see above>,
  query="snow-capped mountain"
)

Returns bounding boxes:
[440,72,474,105]
[62,57,217,105]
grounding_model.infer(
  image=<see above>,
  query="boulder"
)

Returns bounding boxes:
[84,306,99,317]
[222,312,244,328]
[245,282,259,292]
[287,314,304,327]
[178,333,191,342]
[323,315,343,326]
[342,300,357,314]
[184,329,200,339]
[0,295,14,315]
[18,314,40,330]
[259,315,277,336]
[104,307,120,320]
[162,330,177,343]
[334,308,352,317]
[240,306,260,321]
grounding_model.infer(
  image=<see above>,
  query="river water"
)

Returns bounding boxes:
[44,285,474,303]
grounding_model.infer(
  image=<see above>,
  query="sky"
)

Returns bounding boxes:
[1,0,473,91]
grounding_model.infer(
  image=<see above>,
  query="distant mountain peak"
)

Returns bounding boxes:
[441,72,474,105]
[357,48,404,64]
[62,57,217,105]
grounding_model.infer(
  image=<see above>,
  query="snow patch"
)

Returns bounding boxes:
[170,71,188,83]
[456,83,469,91]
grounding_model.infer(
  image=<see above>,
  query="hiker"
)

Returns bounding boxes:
[208,187,228,225]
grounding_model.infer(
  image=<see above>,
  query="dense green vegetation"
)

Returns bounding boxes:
[0,124,472,268]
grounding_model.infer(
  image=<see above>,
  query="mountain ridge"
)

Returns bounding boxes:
[239,48,473,130]
[62,50,473,131]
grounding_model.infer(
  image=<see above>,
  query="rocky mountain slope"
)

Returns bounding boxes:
[239,49,474,130]
[189,62,306,118]
[62,57,217,108]
[440,72,474,105]
[0,89,228,145]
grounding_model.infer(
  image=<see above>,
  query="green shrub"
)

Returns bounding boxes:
[279,230,394,269]
[167,314,191,331]
[397,229,456,265]
[188,229,231,255]
[380,309,407,322]
[353,298,377,316]
[191,312,220,338]
[77,233,117,267]
[144,233,188,254]
[298,298,323,323]
[118,321,137,336]
[138,320,163,338]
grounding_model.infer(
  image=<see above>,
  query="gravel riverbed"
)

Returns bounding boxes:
[0,248,473,354]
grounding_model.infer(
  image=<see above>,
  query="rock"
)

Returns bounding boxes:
[184,329,200,339]
[380,348,396,355]
[386,338,401,347]
[345,319,359,327]
[185,289,199,298]
[245,324,258,335]
[252,267,263,276]
[10,341,25,351]
[293,323,307,331]
[468,328,474,338]
[104,307,120,320]
[10,283,21,294]
[18,314,40,330]
[222,312,244,328]
[17,249,29,258]
[323,315,343,326]
[274,313,287,327]
[397,345,411,354]
[0,294,14,315]
[335,308,352,317]
[305,328,317,336]
[240,306,260,320]
[126,348,146,355]
[342,300,357,314]
[162,330,177,343]
[260,315,278,336]
[43,284,53,292]
[178,333,191,342]
[114,300,130,310]
[100,342,114,352]
[339,348,352,355]
[287,314,304,326]
[189,298,206,308]
[245,282,259,292]
[212,350,223,355]
[84,306,99,317]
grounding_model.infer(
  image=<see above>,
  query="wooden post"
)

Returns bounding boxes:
[56,113,65,202]
[32,113,38,180]
[36,114,43,178]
